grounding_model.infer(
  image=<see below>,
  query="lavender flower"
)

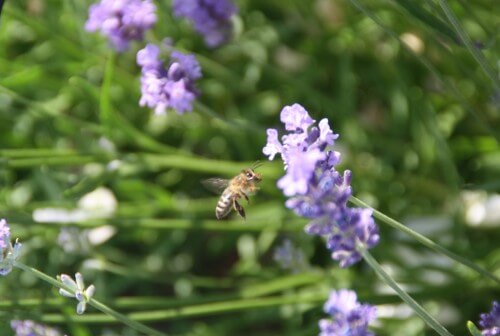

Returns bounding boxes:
[0,218,22,276]
[319,289,376,336]
[273,239,308,273]
[137,43,202,114]
[58,272,95,314]
[172,0,237,47]
[85,0,157,52]
[11,320,63,336]
[263,104,379,267]
[479,301,500,336]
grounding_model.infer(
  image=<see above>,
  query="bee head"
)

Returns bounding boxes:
[243,168,262,182]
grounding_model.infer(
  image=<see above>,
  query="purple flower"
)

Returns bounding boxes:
[0,218,10,250]
[85,0,157,52]
[172,0,237,47]
[319,289,376,336]
[263,104,379,267]
[326,208,380,268]
[479,301,500,336]
[273,239,308,273]
[280,103,315,131]
[0,219,22,276]
[277,146,325,196]
[137,44,202,114]
[11,320,63,336]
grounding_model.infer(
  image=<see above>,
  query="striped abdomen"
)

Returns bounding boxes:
[216,188,234,219]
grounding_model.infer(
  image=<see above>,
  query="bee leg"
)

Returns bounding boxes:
[233,199,246,220]
[242,192,250,204]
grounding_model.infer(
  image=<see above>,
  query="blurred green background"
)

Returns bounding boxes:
[0,0,499,335]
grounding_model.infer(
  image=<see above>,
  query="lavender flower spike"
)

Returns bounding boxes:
[58,272,96,314]
[172,0,237,47]
[263,104,379,268]
[137,44,202,115]
[320,289,376,336]
[479,301,500,336]
[273,239,308,273]
[11,320,63,336]
[85,0,157,52]
[0,218,22,276]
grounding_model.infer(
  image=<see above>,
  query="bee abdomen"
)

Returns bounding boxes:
[216,191,233,219]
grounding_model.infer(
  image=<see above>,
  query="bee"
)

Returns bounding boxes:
[203,163,262,220]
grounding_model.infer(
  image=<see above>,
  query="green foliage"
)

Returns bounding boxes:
[467,321,483,336]
[1,0,499,335]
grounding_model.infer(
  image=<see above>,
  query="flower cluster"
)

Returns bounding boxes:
[172,0,237,47]
[59,272,96,315]
[85,0,157,52]
[0,218,22,276]
[319,289,376,336]
[273,239,308,273]
[479,301,500,336]
[263,104,379,267]
[137,44,202,114]
[11,320,63,336]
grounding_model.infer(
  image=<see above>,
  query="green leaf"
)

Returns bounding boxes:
[467,321,483,336]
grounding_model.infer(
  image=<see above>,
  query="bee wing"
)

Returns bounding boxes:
[202,178,230,194]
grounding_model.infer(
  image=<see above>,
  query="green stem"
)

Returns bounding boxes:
[133,153,281,178]
[350,196,500,285]
[0,85,104,134]
[39,293,325,323]
[0,149,77,158]
[437,0,500,90]
[360,248,453,336]
[5,156,105,168]
[24,217,303,232]
[13,261,167,336]
[194,101,263,133]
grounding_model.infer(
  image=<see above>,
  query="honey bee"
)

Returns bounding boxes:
[203,163,262,220]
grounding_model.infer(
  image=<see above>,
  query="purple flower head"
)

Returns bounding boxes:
[281,103,315,131]
[172,0,237,47]
[479,301,500,336]
[11,320,63,336]
[277,146,325,196]
[327,208,380,268]
[263,104,378,267]
[324,289,360,317]
[0,219,22,276]
[320,289,376,336]
[0,218,10,250]
[137,44,162,70]
[85,0,157,52]
[273,239,308,273]
[263,129,283,161]
[137,44,202,115]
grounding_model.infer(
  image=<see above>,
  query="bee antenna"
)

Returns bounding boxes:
[252,160,263,169]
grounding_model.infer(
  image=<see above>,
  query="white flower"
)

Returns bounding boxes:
[58,272,95,314]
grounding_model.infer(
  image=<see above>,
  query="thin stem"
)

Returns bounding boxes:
[6,156,106,168]
[13,261,167,336]
[39,293,325,323]
[194,101,263,134]
[437,0,500,90]
[21,216,303,232]
[360,248,453,336]
[350,196,500,285]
